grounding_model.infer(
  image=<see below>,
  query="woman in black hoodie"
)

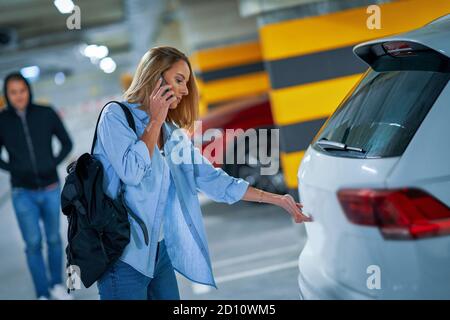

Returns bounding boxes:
[0,73,73,299]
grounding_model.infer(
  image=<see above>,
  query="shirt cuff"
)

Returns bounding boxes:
[133,140,152,170]
[224,178,250,204]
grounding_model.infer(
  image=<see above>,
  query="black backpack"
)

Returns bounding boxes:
[61,101,149,289]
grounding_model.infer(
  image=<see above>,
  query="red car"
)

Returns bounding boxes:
[191,94,287,194]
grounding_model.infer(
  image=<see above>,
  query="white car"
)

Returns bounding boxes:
[297,14,450,299]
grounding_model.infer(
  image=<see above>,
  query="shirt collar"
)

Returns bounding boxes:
[126,101,148,122]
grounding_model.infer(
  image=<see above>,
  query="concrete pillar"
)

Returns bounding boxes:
[125,0,166,70]
[176,0,258,54]
[190,40,270,116]
[154,0,266,117]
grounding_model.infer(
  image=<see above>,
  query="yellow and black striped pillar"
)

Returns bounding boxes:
[258,0,450,197]
[190,40,270,117]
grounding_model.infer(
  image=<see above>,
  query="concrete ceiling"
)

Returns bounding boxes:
[0,0,124,42]
[0,0,164,83]
[0,0,260,95]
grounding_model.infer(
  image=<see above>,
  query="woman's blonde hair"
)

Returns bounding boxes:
[123,46,198,129]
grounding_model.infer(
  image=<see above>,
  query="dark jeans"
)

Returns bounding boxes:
[11,184,63,298]
[97,240,180,300]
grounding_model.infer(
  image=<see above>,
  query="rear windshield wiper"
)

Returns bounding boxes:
[316,138,365,153]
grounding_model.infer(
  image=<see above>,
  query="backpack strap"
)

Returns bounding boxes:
[90,101,149,246]
[90,101,137,155]
[119,192,149,246]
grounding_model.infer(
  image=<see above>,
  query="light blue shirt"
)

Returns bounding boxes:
[93,101,249,287]
[158,148,170,242]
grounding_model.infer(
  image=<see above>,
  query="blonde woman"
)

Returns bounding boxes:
[94,46,312,300]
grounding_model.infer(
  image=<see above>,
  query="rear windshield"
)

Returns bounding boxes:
[312,69,450,158]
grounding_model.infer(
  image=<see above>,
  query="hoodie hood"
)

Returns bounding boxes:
[3,72,33,110]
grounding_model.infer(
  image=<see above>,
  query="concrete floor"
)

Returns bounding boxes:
[0,189,307,300]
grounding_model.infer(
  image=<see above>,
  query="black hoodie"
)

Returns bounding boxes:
[0,73,73,189]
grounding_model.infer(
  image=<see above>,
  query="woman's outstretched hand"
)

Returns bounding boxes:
[277,194,312,223]
[242,187,312,223]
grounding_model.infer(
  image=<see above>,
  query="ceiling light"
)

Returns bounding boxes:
[54,72,66,85]
[100,57,116,74]
[20,66,40,81]
[54,0,75,14]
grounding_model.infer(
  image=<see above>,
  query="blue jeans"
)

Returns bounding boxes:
[97,240,180,300]
[11,184,63,298]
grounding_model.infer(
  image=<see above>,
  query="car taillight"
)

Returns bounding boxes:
[382,41,417,57]
[337,188,450,240]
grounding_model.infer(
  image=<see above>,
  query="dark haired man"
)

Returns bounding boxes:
[0,73,73,300]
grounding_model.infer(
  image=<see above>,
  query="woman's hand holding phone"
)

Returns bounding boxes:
[141,77,176,158]
[147,77,177,125]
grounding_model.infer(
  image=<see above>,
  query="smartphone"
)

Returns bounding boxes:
[160,75,173,100]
